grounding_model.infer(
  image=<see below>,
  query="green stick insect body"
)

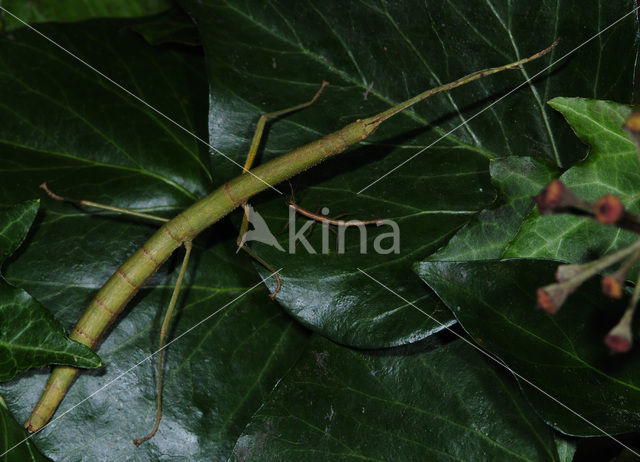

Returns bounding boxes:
[25,41,558,434]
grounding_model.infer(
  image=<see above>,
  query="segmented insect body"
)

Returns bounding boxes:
[26,42,558,433]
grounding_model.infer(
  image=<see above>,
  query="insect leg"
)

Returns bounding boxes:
[237,81,329,298]
[133,240,193,446]
[40,182,169,223]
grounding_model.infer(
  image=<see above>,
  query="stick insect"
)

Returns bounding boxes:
[24,41,559,444]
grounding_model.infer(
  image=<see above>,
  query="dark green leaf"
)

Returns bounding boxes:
[130,8,201,47]
[232,337,561,462]
[0,20,309,460]
[430,156,557,261]
[0,199,39,262]
[180,0,639,348]
[0,0,171,31]
[0,393,49,461]
[416,259,640,436]
[2,270,309,460]
[554,435,577,462]
[0,1,638,459]
[0,279,101,381]
[0,201,100,382]
[505,98,640,263]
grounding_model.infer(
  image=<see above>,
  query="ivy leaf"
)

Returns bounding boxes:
[0,0,171,30]
[232,336,562,462]
[0,200,39,261]
[505,98,640,262]
[0,1,637,459]
[554,435,577,462]
[415,259,640,436]
[0,393,49,461]
[0,19,309,461]
[130,8,200,47]
[430,156,557,261]
[0,200,100,382]
[180,0,639,348]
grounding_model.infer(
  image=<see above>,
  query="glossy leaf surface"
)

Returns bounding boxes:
[181,0,639,348]
[0,394,49,461]
[0,21,308,461]
[506,98,640,265]
[0,0,170,30]
[0,0,638,459]
[416,259,640,436]
[232,336,562,462]
[0,201,100,382]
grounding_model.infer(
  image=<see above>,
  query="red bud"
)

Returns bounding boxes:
[601,275,624,299]
[604,334,632,354]
[594,194,624,225]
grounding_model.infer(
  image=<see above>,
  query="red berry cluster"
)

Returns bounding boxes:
[535,112,640,353]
